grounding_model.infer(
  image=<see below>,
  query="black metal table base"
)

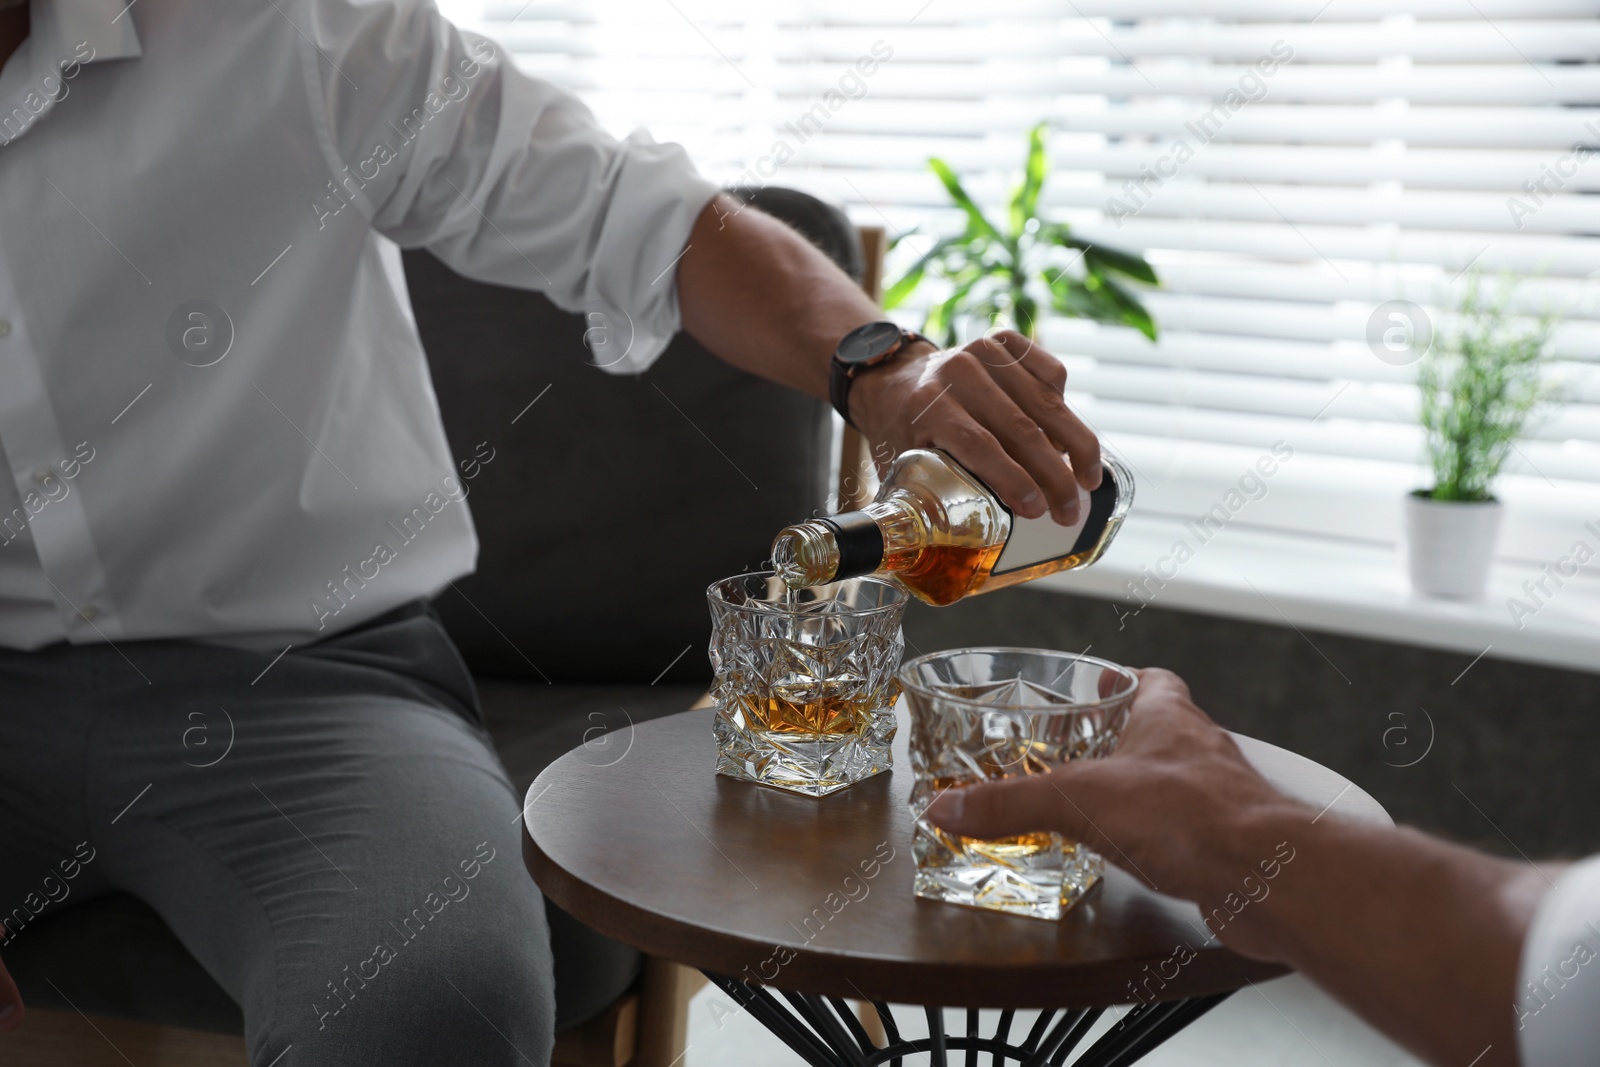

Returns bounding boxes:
[703,972,1232,1067]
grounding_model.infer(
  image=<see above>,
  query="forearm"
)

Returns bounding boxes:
[929,674,1563,1066]
[675,194,880,400]
[1216,810,1552,1066]
[671,192,1104,521]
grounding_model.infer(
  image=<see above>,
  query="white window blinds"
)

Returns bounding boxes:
[440,0,1600,561]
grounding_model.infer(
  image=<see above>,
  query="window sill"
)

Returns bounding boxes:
[1039,513,1600,676]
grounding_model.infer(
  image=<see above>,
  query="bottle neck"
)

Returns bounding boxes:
[772,498,925,588]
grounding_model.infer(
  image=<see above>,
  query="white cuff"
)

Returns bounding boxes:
[579,128,721,375]
[1516,854,1600,1066]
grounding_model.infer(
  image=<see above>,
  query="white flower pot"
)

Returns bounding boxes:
[1403,491,1504,599]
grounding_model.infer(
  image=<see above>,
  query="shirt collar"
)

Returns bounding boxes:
[37,0,143,65]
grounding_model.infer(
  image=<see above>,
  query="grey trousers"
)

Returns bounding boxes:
[0,601,555,1066]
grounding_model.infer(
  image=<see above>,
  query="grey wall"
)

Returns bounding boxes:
[902,588,1600,859]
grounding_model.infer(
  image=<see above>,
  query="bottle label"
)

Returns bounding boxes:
[992,477,1115,575]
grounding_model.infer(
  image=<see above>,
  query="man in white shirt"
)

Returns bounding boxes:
[0,0,1107,1063]
[927,668,1595,1067]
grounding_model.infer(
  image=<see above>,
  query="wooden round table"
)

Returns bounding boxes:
[522,705,1389,1066]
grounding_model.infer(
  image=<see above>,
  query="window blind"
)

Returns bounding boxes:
[439,0,1600,561]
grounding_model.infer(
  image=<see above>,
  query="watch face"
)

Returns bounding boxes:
[836,321,905,366]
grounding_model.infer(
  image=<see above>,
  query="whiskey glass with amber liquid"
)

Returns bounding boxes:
[771,450,1133,606]
[900,648,1138,920]
[707,572,908,797]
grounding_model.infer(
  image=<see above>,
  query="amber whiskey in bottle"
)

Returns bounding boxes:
[771,449,1133,606]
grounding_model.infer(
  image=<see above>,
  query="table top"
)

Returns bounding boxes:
[522,704,1389,1008]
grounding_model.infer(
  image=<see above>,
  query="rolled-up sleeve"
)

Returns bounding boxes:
[299,0,719,373]
[1517,855,1600,1065]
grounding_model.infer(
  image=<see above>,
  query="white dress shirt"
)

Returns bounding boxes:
[0,0,718,651]
[1518,854,1600,1066]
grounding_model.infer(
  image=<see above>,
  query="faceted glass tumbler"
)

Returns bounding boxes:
[900,648,1138,920]
[707,572,908,798]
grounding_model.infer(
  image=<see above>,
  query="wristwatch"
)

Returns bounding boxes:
[829,322,934,428]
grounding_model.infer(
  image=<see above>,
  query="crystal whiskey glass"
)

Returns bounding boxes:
[707,572,908,797]
[900,647,1138,919]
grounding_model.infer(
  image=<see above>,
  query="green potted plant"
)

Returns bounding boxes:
[1406,274,1557,598]
[886,122,1159,344]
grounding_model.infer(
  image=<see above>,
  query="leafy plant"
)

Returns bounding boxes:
[885,122,1160,345]
[1418,273,1559,502]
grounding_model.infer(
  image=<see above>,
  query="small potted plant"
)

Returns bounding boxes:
[1406,274,1557,598]
[886,122,1159,344]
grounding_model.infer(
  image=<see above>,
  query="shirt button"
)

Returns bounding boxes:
[33,466,55,485]
[0,319,11,337]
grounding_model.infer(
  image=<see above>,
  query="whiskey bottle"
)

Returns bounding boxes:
[771,449,1132,606]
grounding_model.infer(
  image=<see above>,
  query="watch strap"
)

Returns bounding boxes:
[828,356,857,428]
